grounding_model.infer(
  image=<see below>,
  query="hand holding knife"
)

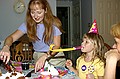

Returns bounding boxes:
[4,60,16,72]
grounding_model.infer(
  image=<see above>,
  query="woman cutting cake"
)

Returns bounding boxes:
[0,0,66,73]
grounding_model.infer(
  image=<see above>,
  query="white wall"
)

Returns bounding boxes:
[48,0,56,15]
[0,0,56,41]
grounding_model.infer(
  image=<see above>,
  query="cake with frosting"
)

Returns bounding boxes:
[0,71,27,79]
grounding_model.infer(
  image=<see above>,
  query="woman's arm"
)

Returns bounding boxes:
[0,30,24,63]
[49,35,61,56]
[104,57,117,79]
[35,35,61,72]
[104,49,120,79]
[4,30,24,46]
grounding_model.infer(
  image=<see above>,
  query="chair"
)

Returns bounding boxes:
[103,43,112,54]
[15,42,24,62]
[104,43,112,51]
[14,41,33,62]
[10,41,20,61]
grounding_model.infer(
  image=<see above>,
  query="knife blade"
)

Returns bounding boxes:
[25,69,35,77]
[7,60,16,71]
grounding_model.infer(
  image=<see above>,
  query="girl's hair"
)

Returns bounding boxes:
[110,22,120,38]
[26,0,64,44]
[82,33,105,62]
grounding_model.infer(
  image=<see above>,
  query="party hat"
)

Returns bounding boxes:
[88,19,98,34]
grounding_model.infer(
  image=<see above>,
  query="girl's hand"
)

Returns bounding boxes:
[35,54,47,73]
[86,73,95,79]
[65,59,72,68]
[0,45,10,64]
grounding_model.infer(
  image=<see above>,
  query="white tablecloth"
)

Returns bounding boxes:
[22,66,80,79]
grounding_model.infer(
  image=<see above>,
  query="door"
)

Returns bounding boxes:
[57,1,72,59]
[72,0,82,65]
[92,0,120,46]
[57,7,70,58]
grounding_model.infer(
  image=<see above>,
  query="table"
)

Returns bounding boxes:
[12,61,80,79]
[61,73,80,79]
[23,66,80,79]
[27,70,80,79]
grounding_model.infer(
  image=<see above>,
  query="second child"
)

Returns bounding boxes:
[66,20,105,79]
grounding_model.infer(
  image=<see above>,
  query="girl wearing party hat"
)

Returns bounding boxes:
[65,20,105,79]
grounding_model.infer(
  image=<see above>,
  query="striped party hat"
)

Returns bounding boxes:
[88,19,98,34]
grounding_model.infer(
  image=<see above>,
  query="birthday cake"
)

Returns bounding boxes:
[0,71,27,79]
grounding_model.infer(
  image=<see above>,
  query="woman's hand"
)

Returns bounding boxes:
[35,53,47,73]
[0,45,10,64]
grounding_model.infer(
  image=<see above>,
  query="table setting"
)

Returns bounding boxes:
[23,60,80,79]
[0,60,80,79]
[0,44,82,79]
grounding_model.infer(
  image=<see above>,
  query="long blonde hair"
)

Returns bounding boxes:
[82,33,105,62]
[26,0,64,44]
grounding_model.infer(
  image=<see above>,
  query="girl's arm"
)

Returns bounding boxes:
[65,59,79,75]
[68,66,79,75]
[87,74,103,79]
[98,76,104,79]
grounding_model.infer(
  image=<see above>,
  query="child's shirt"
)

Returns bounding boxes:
[76,56,104,79]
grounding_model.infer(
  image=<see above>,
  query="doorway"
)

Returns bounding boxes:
[57,7,70,58]
[57,1,82,66]
[57,7,69,47]
[56,0,74,59]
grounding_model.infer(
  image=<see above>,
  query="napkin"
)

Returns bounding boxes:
[44,61,59,75]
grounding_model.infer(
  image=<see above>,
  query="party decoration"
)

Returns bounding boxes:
[44,61,59,76]
[81,65,87,71]
[49,44,82,52]
[88,65,95,73]
[88,19,98,34]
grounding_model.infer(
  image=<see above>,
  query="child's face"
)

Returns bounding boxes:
[30,4,46,23]
[81,37,95,53]
[112,37,120,53]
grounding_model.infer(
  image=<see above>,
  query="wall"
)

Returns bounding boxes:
[0,0,56,48]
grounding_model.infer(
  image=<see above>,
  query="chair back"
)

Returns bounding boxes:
[15,41,33,62]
